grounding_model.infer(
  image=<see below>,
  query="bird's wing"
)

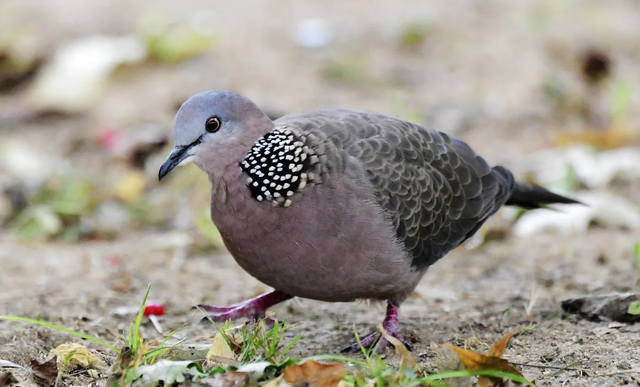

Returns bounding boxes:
[275,110,514,269]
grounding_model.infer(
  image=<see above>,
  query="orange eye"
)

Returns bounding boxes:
[205,116,221,133]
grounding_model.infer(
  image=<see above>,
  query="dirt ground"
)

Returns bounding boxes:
[1,1,640,386]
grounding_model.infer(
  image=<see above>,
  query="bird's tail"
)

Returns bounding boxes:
[493,166,582,210]
[506,182,581,209]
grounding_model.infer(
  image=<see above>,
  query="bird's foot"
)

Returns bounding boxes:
[341,303,410,354]
[197,290,293,324]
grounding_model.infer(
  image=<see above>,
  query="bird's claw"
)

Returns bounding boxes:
[197,304,267,324]
[195,290,294,326]
[340,302,409,354]
[340,330,411,354]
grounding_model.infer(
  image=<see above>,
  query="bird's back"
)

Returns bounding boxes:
[275,109,515,269]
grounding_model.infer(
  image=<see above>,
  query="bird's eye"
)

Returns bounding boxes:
[205,116,221,133]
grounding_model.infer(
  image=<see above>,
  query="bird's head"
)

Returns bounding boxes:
[158,90,272,180]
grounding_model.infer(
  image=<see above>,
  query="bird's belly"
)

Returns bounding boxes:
[214,181,422,303]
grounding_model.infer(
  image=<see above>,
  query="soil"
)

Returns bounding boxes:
[1,1,640,386]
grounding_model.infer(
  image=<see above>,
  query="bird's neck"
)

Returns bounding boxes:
[209,163,244,205]
[208,162,280,247]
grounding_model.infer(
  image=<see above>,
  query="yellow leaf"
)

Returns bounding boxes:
[378,323,416,369]
[446,332,522,387]
[49,343,107,370]
[283,360,346,387]
[206,332,236,365]
[114,171,146,203]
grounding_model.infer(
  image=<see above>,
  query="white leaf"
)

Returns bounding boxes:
[134,360,202,385]
[0,359,22,368]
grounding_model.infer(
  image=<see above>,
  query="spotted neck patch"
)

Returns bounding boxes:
[240,127,317,207]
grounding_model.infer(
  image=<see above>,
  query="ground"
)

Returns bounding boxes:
[1,1,640,386]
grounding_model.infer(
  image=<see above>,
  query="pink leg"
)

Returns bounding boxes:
[197,290,293,324]
[341,302,409,354]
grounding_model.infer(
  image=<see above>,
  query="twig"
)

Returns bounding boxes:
[509,362,585,372]
[595,369,640,377]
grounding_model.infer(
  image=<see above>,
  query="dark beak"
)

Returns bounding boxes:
[158,145,191,181]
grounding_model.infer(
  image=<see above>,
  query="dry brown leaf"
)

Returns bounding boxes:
[49,343,107,370]
[30,358,58,387]
[378,323,416,368]
[283,360,346,387]
[446,332,522,387]
[0,373,18,387]
[487,332,515,358]
[431,342,470,387]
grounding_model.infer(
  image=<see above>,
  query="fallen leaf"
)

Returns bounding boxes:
[561,293,640,323]
[432,342,470,387]
[236,361,273,377]
[446,332,523,387]
[30,358,58,387]
[0,373,18,387]
[206,332,236,365]
[379,323,416,368]
[487,332,515,358]
[282,360,346,387]
[627,301,640,315]
[49,343,107,370]
[0,360,21,368]
[162,343,210,361]
[134,360,203,385]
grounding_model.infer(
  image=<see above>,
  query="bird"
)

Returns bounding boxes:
[158,90,580,353]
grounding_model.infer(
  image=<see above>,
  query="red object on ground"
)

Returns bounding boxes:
[143,303,165,316]
[97,127,122,150]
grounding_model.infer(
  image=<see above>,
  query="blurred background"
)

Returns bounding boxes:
[1,0,639,244]
[1,0,640,383]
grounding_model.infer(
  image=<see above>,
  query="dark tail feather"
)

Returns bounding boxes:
[506,182,582,210]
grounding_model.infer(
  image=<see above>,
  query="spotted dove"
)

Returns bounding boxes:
[159,90,579,352]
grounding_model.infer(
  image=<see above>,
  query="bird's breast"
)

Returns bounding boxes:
[209,166,422,303]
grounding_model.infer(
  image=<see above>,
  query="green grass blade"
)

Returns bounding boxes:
[280,333,302,359]
[129,284,152,354]
[1,315,119,353]
[301,354,369,368]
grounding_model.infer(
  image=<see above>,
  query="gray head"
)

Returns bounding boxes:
[158,90,272,180]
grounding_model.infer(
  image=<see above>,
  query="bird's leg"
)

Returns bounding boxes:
[197,290,293,324]
[341,302,409,354]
